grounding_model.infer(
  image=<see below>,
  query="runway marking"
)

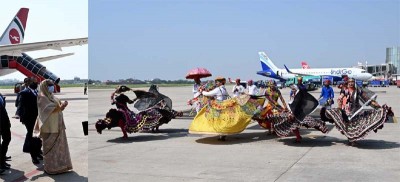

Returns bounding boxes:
[11,167,43,182]
[274,147,313,182]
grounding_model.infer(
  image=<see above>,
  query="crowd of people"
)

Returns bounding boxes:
[0,77,72,175]
[188,76,393,145]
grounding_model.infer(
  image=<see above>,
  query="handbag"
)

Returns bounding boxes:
[23,118,42,153]
[23,136,42,153]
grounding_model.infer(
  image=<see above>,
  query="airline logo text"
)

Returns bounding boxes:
[331,69,352,75]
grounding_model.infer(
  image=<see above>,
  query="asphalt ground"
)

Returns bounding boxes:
[89,85,399,182]
[0,87,88,182]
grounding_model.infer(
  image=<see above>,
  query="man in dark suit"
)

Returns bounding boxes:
[19,77,41,164]
[0,92,11,171]
[13,77,31,119]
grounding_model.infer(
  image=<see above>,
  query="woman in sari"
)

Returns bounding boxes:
[324,78,393,146]
[36,79,72,174]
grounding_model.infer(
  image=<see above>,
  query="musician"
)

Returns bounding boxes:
[319,80,334,109]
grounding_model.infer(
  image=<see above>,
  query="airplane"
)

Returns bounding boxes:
[0,8,88,91]
[301,61,310,69]
[256,52,373,82]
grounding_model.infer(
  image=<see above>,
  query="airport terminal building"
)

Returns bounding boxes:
[356,47,399,80]
[386,47,400,74]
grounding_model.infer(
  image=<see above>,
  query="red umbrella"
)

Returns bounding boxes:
[185,67,212,79]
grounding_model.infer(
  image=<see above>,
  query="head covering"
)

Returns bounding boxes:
[215,76,224,81]
[39,79,54,101]
[115,85,131,93]
[247,79,253,84]
[215,76,226,85]
[267,80,276,87]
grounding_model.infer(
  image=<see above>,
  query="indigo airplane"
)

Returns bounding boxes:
[256,52,372,82]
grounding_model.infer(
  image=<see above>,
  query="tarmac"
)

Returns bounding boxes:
[0,87,88,182]
[89,85,399,182]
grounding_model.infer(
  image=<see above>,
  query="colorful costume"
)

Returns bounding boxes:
[255,86,286,130]
[254,87,328,141]
[188,81,215,115]
[324,84,392,142]
[96,85,176,137]
[189,95,264,135]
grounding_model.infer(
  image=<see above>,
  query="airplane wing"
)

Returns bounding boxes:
[0,37,88,56]
[35,53,74,63]
[284,64,316,76]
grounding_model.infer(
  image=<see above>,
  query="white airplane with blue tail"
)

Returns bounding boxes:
[256,52,373,81]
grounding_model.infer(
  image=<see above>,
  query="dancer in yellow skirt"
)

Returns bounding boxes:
[189,77,265,141]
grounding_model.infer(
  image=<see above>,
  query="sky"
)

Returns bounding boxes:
[0,0,88,81]
[90,0,399,81]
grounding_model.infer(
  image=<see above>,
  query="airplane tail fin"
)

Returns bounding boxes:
[259,52,280,73]
[0,8,29,45]
[301,61,310,69]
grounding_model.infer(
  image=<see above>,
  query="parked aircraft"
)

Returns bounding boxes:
[0,8,88,91]
[256,52,372,81]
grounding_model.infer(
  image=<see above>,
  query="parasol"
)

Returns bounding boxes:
[185,67,212,79]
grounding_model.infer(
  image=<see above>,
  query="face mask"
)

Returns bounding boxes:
[48,85,55,93]
[29,83,38,90]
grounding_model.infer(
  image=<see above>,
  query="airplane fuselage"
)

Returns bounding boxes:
[277,68,372,81]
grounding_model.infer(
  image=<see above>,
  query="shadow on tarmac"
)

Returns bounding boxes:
[278,136,338,147]
[30,171,87,182]
[0,168,24,181]
[193,124,340,145]
[278,136,400,149]
[350,139,400,150]
[194,131,282,145]
[106,128,188,143]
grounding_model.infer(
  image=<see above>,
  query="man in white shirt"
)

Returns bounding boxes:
[201,76,229,141]
[201,77,228,101]
[232,79,245,97]
[247,80,258,96]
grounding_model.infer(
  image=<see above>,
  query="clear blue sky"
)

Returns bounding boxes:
[89,0,399,81]
[0,0,88,81]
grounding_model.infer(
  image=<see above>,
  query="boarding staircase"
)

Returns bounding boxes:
[0,53,61,92]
